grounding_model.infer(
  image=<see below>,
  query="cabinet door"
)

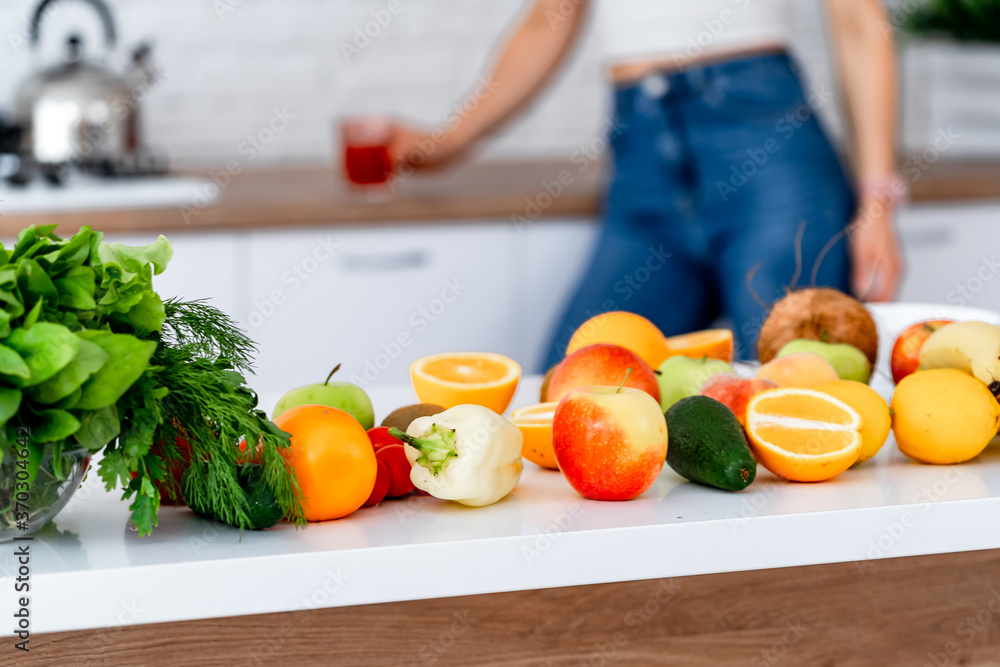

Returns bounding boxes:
[897,203,1000,309]
[243,223,515,394]
[512,219,599,373]
[100,231,241,318]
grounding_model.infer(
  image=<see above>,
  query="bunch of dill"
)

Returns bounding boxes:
[99,299,305,535]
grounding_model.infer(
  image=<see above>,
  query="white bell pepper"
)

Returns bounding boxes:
[389,404,523,507]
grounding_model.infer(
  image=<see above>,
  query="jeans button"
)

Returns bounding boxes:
[640,74,670,99]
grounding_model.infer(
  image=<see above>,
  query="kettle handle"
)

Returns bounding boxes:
[29,0,117,50]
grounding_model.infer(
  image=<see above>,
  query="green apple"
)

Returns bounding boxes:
[273,364,375,428]
[656,356,735,412]
[776,339,871,383]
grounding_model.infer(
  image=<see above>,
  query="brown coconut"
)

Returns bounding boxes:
[757,288,879,365]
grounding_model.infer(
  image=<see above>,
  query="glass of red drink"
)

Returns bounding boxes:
[341,116,394,195]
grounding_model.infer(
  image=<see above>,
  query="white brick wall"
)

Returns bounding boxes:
[0,0,852,167]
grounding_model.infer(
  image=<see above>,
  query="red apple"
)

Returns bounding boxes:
[700,374,777,426]
[553,386,668,501]
[890,319,954,384]
[546,343,660,403]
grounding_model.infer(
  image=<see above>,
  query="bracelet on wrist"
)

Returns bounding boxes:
[859,175,908,209]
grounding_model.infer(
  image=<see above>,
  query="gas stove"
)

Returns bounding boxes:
[0,171,218,215]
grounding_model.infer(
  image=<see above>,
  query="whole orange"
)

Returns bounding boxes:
[274,404,377,521]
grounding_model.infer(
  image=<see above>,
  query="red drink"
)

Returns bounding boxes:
[341,117,394,187]
[344,144,392,185]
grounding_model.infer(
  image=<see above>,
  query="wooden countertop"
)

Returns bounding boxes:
[2,158,999,236]
[0,160,603,235]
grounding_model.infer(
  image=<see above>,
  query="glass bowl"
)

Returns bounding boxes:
[0,444,91,542]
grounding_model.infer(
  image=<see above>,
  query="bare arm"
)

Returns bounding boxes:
[390,0,589,168]
[825,0,903,302]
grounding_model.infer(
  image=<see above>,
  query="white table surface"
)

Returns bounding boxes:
[5,303,1000,635]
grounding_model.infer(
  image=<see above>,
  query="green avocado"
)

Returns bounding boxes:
[665,396,756,492]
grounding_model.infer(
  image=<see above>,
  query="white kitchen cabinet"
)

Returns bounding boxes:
[512,219,599,373]
[103,220,603,396]
[896,202,1000,310]
[242,223,518,394]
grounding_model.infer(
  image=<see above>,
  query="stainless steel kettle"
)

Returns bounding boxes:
[13,0,142,181]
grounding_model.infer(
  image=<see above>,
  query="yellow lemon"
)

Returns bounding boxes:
[891,369,1000,464]
[816,380,891,463]
[566,312,669,368]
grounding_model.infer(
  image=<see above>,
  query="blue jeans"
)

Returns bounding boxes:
[544,53,855,369]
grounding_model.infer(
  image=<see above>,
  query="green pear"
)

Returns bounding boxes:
[776,339,871,383]
[273,364,375,428]
[656,356,735,412]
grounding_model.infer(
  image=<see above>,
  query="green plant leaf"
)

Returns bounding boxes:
[22,297,43,329]
[98,446,130,490]
[0,344,30,379]
[95,236,172,316]
[5,322,81,387]
[30,409,81,442]
[0,387,22,425]
[74,405,120,451]
[128,489,158,537]
[54,265,97,310]
[16,258,58,302]
[115,291,165,335]
[99,235,172,276]
[11,225,58,262]
[74,334,157,410]
[0,287,25,319]
[53,387,82,409]
[30,339,109,404]
[52,226,95,271]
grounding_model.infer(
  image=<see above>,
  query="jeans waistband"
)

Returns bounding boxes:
[614,51,794,105]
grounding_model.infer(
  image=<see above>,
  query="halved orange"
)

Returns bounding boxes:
[510,402,559,469]
[410,352,522,414]
[745,388,862,482]
[663,329,733,362]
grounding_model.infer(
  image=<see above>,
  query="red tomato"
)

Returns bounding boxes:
[367,426,406,452]
[363,460,391,507]
[376,444,415,498]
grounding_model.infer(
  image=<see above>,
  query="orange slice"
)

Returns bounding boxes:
[566,311,670,368]
[410,352,522,414]
[745,388,862,482]
[663,329,734,362]
[510,402,559,470]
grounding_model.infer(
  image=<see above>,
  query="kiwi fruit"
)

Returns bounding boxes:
[540,364,559,402]
[381,403,446,431]
[757,288,879,365]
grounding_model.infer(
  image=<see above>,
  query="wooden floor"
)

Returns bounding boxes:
[28,549,1000,666]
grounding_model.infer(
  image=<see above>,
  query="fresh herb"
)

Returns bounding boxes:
[0,226,303,536]
[100,327,306,535]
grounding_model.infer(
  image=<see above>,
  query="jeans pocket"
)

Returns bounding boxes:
[704,58,809,121]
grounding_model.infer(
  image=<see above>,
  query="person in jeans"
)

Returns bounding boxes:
[388,0,903,365]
